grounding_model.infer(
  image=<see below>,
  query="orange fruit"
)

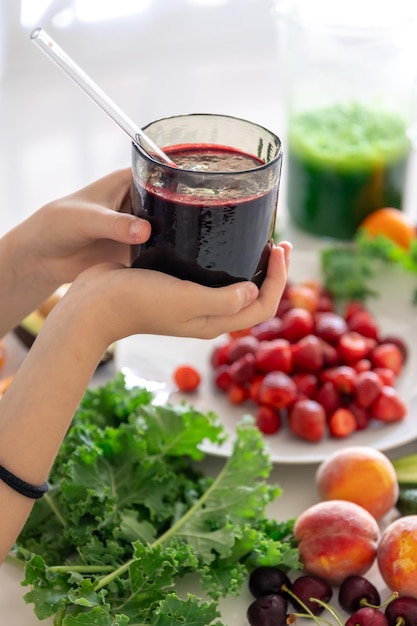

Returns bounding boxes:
[359,207,416,249]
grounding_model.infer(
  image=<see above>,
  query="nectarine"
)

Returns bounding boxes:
[377,515,417,599]
[294,500,380,586]
[315,446,399,520]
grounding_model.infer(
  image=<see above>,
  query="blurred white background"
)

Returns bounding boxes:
[0,0,286,234]
[1,0,417,240]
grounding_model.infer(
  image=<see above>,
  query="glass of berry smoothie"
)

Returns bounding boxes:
[131,114,282,287]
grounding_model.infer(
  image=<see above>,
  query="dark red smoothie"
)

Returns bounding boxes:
[131,144,280,287]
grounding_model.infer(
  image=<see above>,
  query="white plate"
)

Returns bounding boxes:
[116,251,417,464]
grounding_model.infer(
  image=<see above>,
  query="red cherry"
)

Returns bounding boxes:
[328,407,357,438]
[256,405,281,435]
[354,370,383,408]
[370,386,408,422]
[289,399,326,443]
[345,607,388,626]
[347,309,380,340]
[258,371,297,410]
[254,339,293,374]
[315,311,347,344]
[279,308,315,342]
[292,335,324,372]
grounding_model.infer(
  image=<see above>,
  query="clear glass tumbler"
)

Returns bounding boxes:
[131,114,283,286]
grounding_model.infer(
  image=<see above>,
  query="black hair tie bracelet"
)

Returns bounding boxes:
[0,464,48,499]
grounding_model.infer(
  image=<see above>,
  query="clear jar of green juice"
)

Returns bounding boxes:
[275,0,417,239]
[287,103,411,239]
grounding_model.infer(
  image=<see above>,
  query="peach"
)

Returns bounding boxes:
[315,446,399,520]
[377,515,417,599]
[293,500,380,586]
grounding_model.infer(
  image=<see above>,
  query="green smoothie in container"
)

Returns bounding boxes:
[287,102,411,239]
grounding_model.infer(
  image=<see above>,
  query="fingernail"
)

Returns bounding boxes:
[129,218,145,240]
[278,240,293,250]
[278,240,293,266]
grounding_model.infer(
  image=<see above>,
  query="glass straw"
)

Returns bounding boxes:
[31,28,177,167]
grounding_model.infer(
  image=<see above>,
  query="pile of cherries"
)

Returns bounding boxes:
[210,280,408,442]
[246,566,417,626]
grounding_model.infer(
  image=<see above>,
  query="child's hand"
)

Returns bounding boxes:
[18,169,150,288]
[59,242,292,345]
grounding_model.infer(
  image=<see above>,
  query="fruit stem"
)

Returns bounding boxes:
[311,598,344,626]
[291,612,333,626]
[282,585,335,626]
[364,590,398,610]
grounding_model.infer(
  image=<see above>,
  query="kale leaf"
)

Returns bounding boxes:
[14,373,299,625]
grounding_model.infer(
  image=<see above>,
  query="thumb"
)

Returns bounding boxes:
[80,206,152,244]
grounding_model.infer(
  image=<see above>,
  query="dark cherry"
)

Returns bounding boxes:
[345,606,389,626]
[246,594,287,626]
[338,575,381,613]
[385,596,417,626]
[248,566,291,598]
[288,574,332,616]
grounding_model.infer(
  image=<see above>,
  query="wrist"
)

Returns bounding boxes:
[45,285,110,362]
[0,224,60,323]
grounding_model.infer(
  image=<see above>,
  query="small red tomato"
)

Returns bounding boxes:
[248,375,264,404]
[321,365,357,395]
[258,371,297,409]
[379,335,408,362]
[279,307,315,342]
[347,401,370,431]
[292,334,324,372]
[370,386,408,422]
[256,405,281,434]
[314,381,342,417]
[173,365,201,392]
[226,335,259,363]
[370,342,404,376]
[250,317,283,341]
[328,407,357,438]
[354,370,383,409]
[347,309,380,340]
[292,372,318,399]
[227,383,248,405]
[289,399,326,443]
[287,284,319,313]
[214,365,233,391]
[254,338,293,374]
[373,367,396,387]
[210,342,230,368]
[315,311,347,345]
[229,353,257,385]
[337,331,371,364]
[344,300,366,321]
